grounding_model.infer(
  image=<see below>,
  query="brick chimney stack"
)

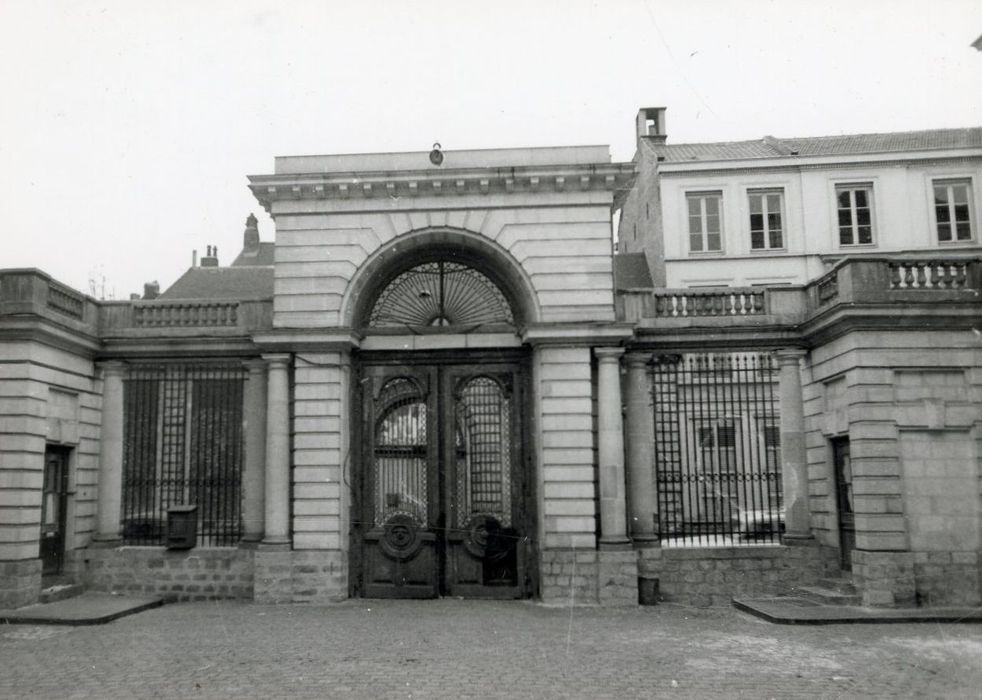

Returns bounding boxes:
[636,107,667,145]
[200,245,219,267]
[143,281,160,300]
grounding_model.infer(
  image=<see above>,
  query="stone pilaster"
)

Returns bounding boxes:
[262,354,291,548]
[776,348,812,541]
[241,359,267,544]
[624,352,658,545]
[93,361,125,544]
[595,347,630,548]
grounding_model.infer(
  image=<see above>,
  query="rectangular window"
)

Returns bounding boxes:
[836,184,874,245]
[748,189,784,250]
[933,179,974,242]
[687,192,723,253]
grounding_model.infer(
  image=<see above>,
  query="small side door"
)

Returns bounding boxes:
[40,447,70,576]
[832,437,855,570]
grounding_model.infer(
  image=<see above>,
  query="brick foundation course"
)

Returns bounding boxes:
[540,549,599,605]
[912,551,981,606]
[852,550,916,607]
[0,559,42,608]
[639,543,837,607]
[84,547,254,601]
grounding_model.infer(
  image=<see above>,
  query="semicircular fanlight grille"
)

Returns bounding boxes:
[367,261,515,328]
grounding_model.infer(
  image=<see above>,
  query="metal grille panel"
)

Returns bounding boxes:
[121,363,245,546]
[374,378,428,526]
[454,376,511,527]
[652,352,783,546]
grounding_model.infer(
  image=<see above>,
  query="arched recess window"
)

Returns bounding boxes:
[365,260,516,330]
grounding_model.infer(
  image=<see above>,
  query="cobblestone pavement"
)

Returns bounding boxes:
[2,600,982,699]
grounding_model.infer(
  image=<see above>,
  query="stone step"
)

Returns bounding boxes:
[39,583,85,604]
[794,585,862,606]
[817,577,858,595]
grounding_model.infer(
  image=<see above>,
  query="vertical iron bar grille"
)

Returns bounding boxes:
[374,378,428,526]
[122,363,246,546]
[454,377,511,527]
[652,352,783,546]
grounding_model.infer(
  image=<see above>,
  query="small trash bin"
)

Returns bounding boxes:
[166,505,197,550]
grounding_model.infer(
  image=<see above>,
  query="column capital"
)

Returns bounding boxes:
[262,353,292,369]
[243,358,268,373]
[98,360,127,377]
[594,347,626,362]
[624,351,652,369]
[774,347,808,365]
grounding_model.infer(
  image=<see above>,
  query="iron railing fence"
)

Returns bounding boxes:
[121,363,246,546]
[651,352,783,546]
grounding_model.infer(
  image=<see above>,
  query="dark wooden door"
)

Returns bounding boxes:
[832,437,855,571]
[40,447,69,576]
[356,357,529,599]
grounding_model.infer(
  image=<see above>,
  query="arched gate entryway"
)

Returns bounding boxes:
[348,235,537,599]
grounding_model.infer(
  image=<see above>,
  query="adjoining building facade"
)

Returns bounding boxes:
[2,115,980,610]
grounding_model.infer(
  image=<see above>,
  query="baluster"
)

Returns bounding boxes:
[904,264,915,288]
[915,263,927,289]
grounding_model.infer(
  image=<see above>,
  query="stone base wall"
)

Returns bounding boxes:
[540,549,600,605]
[912,551,980,606]
[597,549,638,607]
[84,547,254,601]
[0,559,42,608]
[851,550,915,607]
[290,551,347,603]
[639,543,837,607]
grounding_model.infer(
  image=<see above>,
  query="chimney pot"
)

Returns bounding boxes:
[143,281,160,300]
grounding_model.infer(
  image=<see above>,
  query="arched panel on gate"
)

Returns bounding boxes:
[343,228,540,331]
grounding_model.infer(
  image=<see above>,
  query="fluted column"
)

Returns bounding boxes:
[241,359,267,543]
[262,354,291,547]
[624,353,658,544]
[596,347,630,548]
[776,348,812,541]
[94,361,126,544]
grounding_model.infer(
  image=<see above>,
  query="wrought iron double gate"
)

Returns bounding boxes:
[354,355,531,599]
[651,352,783,545]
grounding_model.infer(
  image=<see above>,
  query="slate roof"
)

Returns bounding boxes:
[649,127,982,163]
[231,242,275,267]
[159,266,274,300]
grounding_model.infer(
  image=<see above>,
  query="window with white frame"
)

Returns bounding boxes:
[836,184,874,245]
[748,189,784,250]
[686,191,723,253]
[933,179,974,242]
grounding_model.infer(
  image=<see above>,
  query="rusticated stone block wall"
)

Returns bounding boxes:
[84,547,254,601]
[0,559,42,608]
[540,549,599,605]
[639,544,837,607]
[851,550,915,607]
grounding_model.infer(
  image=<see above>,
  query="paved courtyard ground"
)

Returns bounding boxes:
[2,599,981,699]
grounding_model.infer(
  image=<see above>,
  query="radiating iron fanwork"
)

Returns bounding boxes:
[651,352,783,546]
[367,261,514,328]
[121,363,245,547]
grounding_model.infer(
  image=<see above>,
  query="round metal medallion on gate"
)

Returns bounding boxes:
[380,513,424,561]
[463,514,501,559]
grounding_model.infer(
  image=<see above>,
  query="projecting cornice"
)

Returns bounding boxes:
[247,162,637,213]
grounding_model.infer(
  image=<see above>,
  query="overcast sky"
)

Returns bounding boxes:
[2,0,980,298]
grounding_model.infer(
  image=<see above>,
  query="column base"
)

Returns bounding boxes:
[599,538,633,551]
[90,535,123,548]
[631,534,661,549]
[258,539,291,551]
